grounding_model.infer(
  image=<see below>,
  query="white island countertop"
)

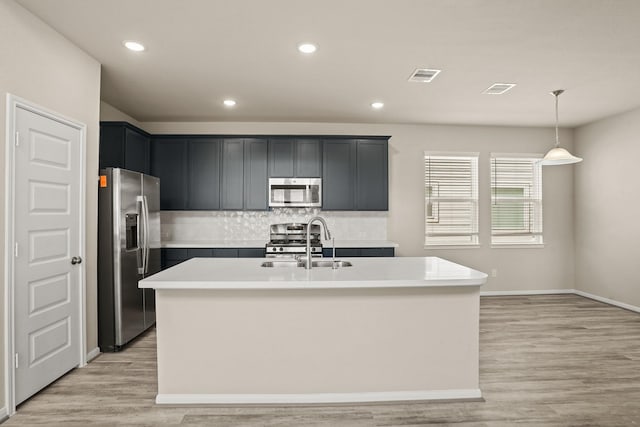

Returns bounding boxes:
[139,256,487,290]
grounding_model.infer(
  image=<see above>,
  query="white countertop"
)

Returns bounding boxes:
[161,239,399,248]
[161,240,266,248]
[139,256,487,290]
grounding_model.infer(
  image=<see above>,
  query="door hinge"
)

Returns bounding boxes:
[14,242,19,258]
[15,353,19,369]
[15,131,19,146]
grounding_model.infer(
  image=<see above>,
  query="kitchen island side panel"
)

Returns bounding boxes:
[155,286,480,400]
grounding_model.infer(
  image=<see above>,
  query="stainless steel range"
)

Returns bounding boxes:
[266,223,323,257]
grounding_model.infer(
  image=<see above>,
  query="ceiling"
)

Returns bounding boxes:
[16,0,640,127]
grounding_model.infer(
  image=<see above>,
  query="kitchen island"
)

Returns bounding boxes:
[139,256,487,405]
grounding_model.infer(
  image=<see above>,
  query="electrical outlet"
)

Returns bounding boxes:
[491,268,498,277]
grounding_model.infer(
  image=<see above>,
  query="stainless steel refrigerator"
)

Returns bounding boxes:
[98,168,161,351]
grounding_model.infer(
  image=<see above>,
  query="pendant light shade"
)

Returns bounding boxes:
[541,90,582,166]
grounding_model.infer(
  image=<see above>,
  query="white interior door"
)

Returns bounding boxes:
[13,105,82,404]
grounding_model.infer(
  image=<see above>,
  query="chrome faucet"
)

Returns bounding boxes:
[306,216,331,269]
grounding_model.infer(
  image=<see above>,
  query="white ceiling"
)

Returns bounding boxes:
[16,0,640,127]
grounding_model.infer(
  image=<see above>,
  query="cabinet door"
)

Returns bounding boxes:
[322,140,356,210]
[244,139,268,210]
[295,139,322,177]
[212,248,240,257]
[356,139,388,210]
[220,139,245,209]
[268,139,295,177]
[150,138,188,210]
[238,248,266,258]
[124,128,150,174]
[360,248,394,257]
[161,248,189,269]
[99,124,125,170]
[188,139,220,210]
[187,248,214,258]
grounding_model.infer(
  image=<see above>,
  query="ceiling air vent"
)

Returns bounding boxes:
[483,83,516,95]
[408,68,441,83]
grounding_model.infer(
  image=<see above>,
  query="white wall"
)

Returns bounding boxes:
[144,121,576,293]
[574,106,640,308]
[0,0,101,408]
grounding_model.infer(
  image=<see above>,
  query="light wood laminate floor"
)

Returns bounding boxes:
[4,294,640,426]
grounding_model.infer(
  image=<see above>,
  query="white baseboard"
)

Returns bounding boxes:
[0,406,8,422]
[481,289,640,314]
[156,389,482,405]
[573,290,640,314]
[481,289,574,296]
[86,347,100,362]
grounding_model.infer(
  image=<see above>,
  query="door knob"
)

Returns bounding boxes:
[71,256,82,265]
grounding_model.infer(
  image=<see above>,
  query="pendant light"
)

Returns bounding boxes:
[541,89,582,166]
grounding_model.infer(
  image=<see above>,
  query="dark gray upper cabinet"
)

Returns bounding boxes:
[356,139,388,210]
[243,139,268,210]
[220,139,245,210]
[268,139,295,177]
[295,139,322,177]
[268,138,322,178]
[103,123,389,212]
[322,139,357,210]
[322,138,388,211]
[221,138,268,210]
[124,128,150,174]
[100,122,150,174]
[150,138,188,210]
[187,139,220,210]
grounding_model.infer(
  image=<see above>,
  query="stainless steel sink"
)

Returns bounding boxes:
[308,260,352,268]
[260,260,303,268]
[260,260,352,268]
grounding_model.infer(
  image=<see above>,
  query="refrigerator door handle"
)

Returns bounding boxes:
[142,195,150,275]
[136,195,146,275]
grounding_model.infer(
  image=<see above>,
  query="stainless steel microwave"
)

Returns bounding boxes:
[268,178,322,208]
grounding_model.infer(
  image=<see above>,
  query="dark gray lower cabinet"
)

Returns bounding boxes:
[161,247,266,269]
[161,246,393,269]
[322,247,395,257]
[237,248,267,258]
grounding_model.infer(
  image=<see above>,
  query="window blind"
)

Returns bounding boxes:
[490,156,543,245]
[424,154,479,246]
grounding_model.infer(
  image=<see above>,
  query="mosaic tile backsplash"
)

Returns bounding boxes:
[161,209,388,242]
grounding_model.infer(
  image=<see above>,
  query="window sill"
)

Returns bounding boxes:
[424,244,481,250]
[490,243,545,249]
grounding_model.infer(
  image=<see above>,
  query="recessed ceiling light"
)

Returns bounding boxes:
[123,41,145,52]
[371,102,384,109]
[223,99,236,107]
[298,43,317,54]
[483,83,516,95]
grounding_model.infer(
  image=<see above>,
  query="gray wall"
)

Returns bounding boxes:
[141,120,576,293]
[574,106,640,308]
[1,0,101,409]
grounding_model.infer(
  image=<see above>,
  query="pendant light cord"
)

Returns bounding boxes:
[554,92,559,148]
[552,89,564,148]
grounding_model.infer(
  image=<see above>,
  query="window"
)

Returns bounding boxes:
[490,155,543,245]
[424,153,479,246]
